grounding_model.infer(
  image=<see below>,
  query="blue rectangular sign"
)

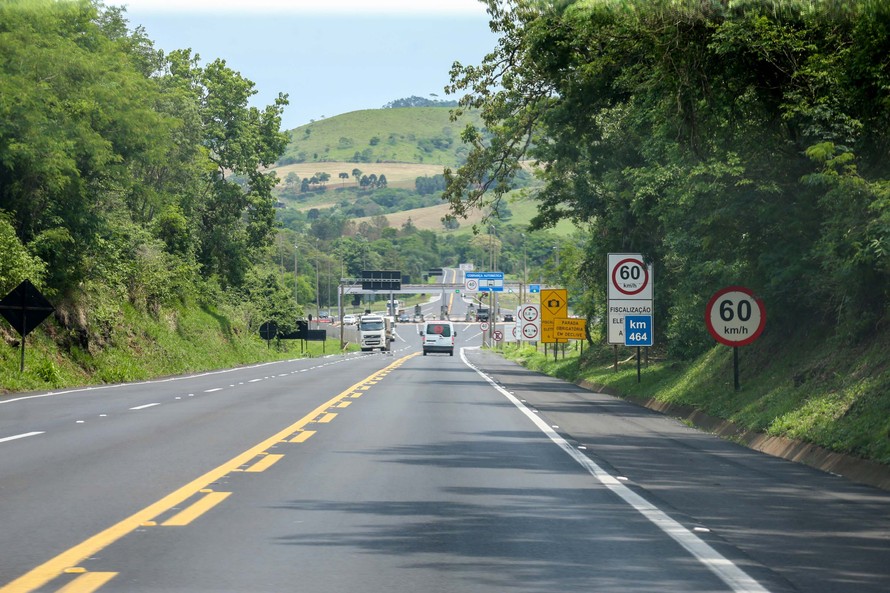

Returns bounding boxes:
[529,284,541,293]
[466,271,504,292]
[624,315,653,347]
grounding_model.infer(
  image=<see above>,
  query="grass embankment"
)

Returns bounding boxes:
[0,303,351,394]
[498,331,890,466]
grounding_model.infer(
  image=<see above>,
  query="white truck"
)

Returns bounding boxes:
[358,314,393,352]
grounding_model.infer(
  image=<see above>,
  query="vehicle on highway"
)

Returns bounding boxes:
[475,307,490,322]
[503,312,514,322]
[358,314,392,352]
[398,312,410,323]
[420,320,454,356]
[342,314,358,325]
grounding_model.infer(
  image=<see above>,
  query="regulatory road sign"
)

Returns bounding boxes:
[480,322,490,331]
[518,304,541,342]
[493,330,503,342]
[519,304,539,322]
[706,286,766,347]
[522,323,539,340]
[608,254,653,300]
[608,299,653,344]
[465,278,479,292]
[624,315,653,347]
[554,317,586,340]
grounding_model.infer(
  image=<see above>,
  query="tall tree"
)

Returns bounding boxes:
[445,0,890,354]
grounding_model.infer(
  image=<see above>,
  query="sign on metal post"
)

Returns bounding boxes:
[607,254,654,345]
[0,279,56,372]
[540,288,568,343]
[518,304,540,342]
[624,315,653,347]
[554,318,586,341]
[706,286,766,391]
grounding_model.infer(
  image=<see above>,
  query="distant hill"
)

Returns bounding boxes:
[279,107,483,166]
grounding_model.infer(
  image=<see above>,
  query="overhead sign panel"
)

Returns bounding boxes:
[361,270,401,291]
[465,271,504,292]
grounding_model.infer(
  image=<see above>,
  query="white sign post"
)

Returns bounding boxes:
[517,304,540,343]
[607,254,654,345]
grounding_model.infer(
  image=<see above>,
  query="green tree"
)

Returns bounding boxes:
[446,0,890,354]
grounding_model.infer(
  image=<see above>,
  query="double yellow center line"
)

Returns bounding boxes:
[1,352,418,593]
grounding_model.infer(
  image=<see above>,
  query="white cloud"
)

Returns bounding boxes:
[122,0,489,15]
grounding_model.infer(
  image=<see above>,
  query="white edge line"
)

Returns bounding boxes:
[204,388,223,393]
[0,431,45,444]
[459,346,771,593]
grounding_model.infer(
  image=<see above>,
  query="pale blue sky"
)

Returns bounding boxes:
[121,1,497,130]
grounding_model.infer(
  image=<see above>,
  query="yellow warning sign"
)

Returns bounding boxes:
[554,317,586,340]
[540,289,567,343]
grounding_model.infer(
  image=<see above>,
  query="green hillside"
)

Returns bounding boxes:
[280,107,483,166]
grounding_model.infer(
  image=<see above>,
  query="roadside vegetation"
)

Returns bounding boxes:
[499,327,890,466]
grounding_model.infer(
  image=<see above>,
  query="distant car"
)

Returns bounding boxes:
[503,313,514,322]
[342,314,358,325]
[398,312,410,323]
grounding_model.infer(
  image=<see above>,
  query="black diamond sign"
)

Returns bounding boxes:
[0,279,55,338]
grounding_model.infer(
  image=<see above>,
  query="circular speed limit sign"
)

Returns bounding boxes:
[522,324,539,339]
[520,305,539,322]
[480,322,490,331]
[611,257,649,296]
[706,286,766,347]
[466,279,478,291]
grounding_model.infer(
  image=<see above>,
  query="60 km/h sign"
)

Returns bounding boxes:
[706,286,766,347]
[608,254,652,300]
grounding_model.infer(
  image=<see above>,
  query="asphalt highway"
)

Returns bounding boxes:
[1,325,888,592]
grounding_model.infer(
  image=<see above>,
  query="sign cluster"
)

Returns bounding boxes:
[607,253,654,347]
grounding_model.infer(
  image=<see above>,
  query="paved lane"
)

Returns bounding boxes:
[3,335,886,592]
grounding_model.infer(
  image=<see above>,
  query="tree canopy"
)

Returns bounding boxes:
[0,0,288,339]
[445,0,890,356]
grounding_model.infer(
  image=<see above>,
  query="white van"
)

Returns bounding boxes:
[420,320,455,356]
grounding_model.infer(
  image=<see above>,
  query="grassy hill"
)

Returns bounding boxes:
[279,107,482,166]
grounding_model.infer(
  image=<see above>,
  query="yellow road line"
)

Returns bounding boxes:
[337,401,352,408]
[161,491,231,526]
[290,430,316,443]
[317,412,337,423]
[244,454,284,473]
[0,352,418,593]
[56,572,117,593]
